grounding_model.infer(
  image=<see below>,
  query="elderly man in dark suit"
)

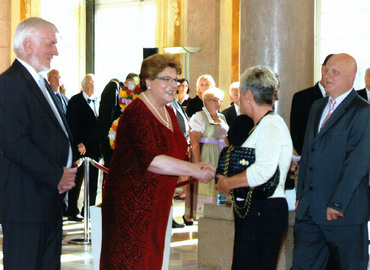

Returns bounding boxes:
[0,17,77,269]
[292,53,370,269]
[66,74,101,221]
[47,69,69,114]
[221,82,240,137]
[48,69,70,215]
[290,54,333,155]
[356,67,370,102]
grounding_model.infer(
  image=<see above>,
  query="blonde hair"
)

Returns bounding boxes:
[196,74,216,96]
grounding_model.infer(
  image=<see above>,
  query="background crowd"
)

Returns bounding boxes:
[0,16,369,270]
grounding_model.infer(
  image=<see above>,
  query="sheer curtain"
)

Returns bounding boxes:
[94,0,156,96]
[316,0,370,89]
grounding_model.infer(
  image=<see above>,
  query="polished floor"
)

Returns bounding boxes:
[0,187,211,270]
[1,188,369,269]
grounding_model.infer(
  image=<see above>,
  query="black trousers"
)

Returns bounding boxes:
[67,162,99,217]
[2,217,62,270]
[232,198,288,270]
[292,209,369,270]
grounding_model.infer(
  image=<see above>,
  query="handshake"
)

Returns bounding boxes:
[193,162,216,183]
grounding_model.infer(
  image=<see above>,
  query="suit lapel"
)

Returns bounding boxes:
[14,60,56,117]
[231,104,237,118]
[44,81,74,140]
[315,90,356,139]
[14,60,72,142]
[308,98,327,143]
[313,83,324,100]
[79,92,98,119]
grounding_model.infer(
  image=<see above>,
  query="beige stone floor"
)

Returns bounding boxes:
[0,186,213,270]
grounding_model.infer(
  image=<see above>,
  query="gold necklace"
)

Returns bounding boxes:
[142,92,171,129]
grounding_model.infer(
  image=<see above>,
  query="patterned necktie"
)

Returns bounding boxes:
[320,98,336,129]
[55,93,66,114]
[38,75,68,137]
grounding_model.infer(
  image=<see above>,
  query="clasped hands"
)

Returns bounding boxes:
[57,167,77,194]
[194,162,216,183]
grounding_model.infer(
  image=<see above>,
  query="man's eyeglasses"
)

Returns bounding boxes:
[156,76,179,84]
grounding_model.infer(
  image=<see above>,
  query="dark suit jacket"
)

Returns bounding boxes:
[296,90,370,225]
[66,92,101,161]
[221,103,237,139]
[356,88,368,101]
[227,114,254,146]
[0,59,73,223]
[290,82,324,155]
[98,81,122,167]
[186,95,203,118]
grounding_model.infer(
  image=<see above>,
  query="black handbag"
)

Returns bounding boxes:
[215,145,280,218]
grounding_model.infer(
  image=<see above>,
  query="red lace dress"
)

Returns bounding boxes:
[100,98,187,269]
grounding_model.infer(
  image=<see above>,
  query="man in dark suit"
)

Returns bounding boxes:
[66,74,101,221]
[0,17,77,270]
[47,69,69,114]
[290,54,333,155]
[48,69,70,216]
[221,81,240,139]
[292,53,370,269]
[356,67,370,101]
[98,73,138,170]
[221,81,254,146]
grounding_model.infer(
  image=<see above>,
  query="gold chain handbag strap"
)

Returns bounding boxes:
[223,146,253,219]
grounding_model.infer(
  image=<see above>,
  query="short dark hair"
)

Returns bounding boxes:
[322,54,334,65]
[177,78,190,94]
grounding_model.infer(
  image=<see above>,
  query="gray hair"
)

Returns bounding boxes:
[240,65,278,105]
[81,73,95,89]
[229,81,240,95]
[13,17,58,56]
[203,87,225,101]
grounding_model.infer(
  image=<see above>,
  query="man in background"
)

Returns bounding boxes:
[290,54,333,155]
[356,67,370,101]
[48,68,70,216]
[0,17,77,269]
[66,74,101,221]
[221,81,241,140]
[47,69,69,115]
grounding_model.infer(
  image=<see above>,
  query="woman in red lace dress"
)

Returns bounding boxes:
[100,53,215,270]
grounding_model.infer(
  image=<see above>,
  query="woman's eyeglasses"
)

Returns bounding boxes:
[156,76,179,84]
[208,98,223,103]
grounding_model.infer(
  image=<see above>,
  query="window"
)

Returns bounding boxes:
[316,0,370,89]
[41,0,82,97]
[94,0,156,95]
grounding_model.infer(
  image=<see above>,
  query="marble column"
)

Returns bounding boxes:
[187,0,220,97]
[240,0,315,125]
